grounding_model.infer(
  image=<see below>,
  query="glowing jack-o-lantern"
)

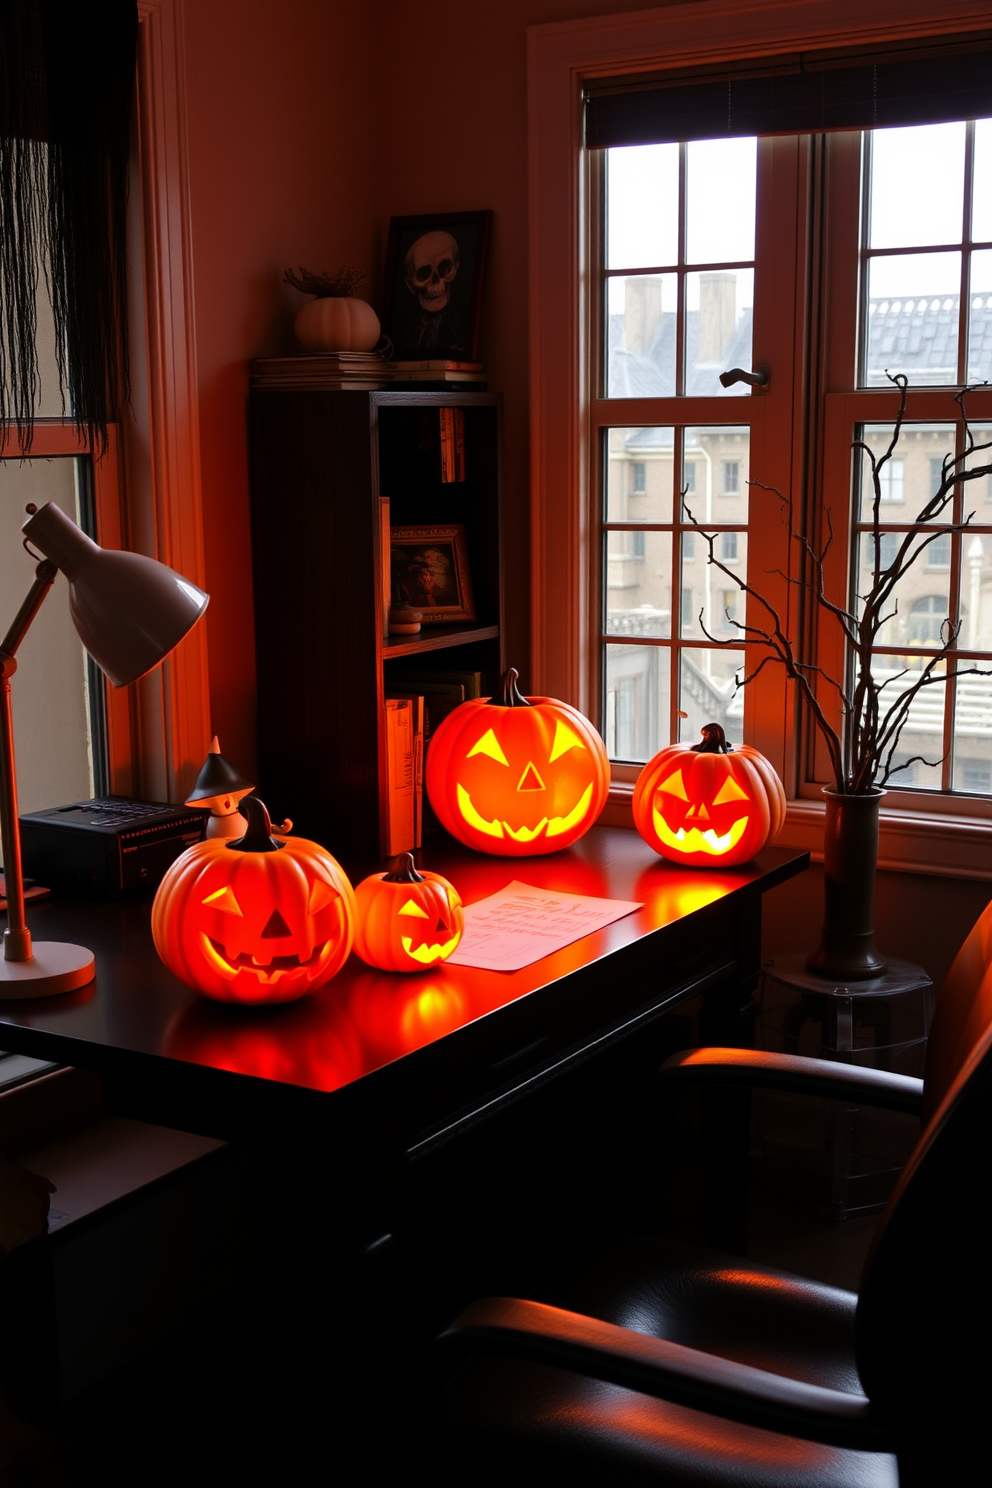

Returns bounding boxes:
[152,797,356,1004]
[632,723,786,868]
[353,853,464,972]
[425,669,609,856]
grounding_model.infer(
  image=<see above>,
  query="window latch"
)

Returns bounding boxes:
[719,366,770,390]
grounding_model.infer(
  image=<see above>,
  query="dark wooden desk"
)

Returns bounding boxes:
[0,828,807,1155]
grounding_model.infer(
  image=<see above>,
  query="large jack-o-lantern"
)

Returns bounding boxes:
[425,669,609,855]
[633,723,785,868]
[353,854,464,972]
[152,798,356,1004]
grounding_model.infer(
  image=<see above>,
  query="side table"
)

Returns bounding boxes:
[756,955,933,1220]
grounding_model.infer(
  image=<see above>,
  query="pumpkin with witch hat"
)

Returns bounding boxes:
[152,797,355,1004]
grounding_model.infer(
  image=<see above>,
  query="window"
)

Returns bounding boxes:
[531,1,992,873]
[722,461,740,496]
[632,461,646,492]
[879,460,904,502]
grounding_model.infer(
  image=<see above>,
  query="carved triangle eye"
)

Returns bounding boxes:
[202,886,242,916]
[657,770,689,800]
[398,898,429,918]
[308,878,339,914]
[549,719,586,761]
[467,728,510,765]
[713,775,749,805]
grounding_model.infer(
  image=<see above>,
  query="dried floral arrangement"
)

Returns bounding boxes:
[283,266,368,298]
[689,375,992,795]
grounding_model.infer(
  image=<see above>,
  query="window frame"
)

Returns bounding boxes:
[528,0,992,879]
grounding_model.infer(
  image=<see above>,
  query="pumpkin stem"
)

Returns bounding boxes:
[381,852,425,883]
[498,668,530,707]
[228,796,283,852]
[692,722,734,754]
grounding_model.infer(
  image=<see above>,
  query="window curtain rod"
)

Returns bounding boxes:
[585,31,992,149]
[0,0,137,453]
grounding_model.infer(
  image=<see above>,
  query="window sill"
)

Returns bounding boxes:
[605,785,992,880]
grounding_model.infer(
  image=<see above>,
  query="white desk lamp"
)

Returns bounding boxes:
[0,501,209,997]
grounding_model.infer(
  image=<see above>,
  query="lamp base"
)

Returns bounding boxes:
[0,942,95,999]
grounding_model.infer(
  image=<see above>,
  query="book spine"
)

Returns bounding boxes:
[454,407,466,481]
[384,699,415,856]
[439,406,456,483]
[411,696,424,848]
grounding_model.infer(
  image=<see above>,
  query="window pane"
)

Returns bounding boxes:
[952,665,992,794]
[686,138,756,264]
[856,424,955,523]
[967,253,992,383]
[679,648,744,744]
[607,274,677,397]
[872,655,945,792]
[960,532,992,651]
[972,119,992,244]
[961,426,992,510]
[0,459,93,815]
[685,269,753,395]
[606,425,673,522]
[865,258,961,386]
[858,533,951,648]
[605,530,671,637]
[869,123,965,250]
[680,531,747,640]
[607,144,679,270]
[605,643,670,762]
[683,426,750,522]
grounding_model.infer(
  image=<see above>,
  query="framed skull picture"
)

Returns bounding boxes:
[381,211,492,363]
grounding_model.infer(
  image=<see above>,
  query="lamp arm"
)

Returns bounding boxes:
[2,559,58,659]
[0,559,59,960]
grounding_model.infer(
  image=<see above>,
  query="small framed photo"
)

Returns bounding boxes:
[390,525,476,625]
[381,211,492,363]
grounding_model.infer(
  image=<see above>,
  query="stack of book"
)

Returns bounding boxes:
[383,668,484,854]
[250,355,487,392]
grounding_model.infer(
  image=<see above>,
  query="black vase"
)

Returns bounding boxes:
[806,788,887,980]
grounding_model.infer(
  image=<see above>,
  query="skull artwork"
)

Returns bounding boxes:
[405,231,459,313]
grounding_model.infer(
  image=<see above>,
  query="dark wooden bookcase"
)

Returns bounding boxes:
[249,390,503,862]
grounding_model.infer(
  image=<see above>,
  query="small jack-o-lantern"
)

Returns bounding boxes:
[152,797,356,1004]
[425,668,609,856]
[632,723,785,868]
[353,854,464,972]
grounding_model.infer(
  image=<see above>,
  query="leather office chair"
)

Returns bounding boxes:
[434,899,992,1487]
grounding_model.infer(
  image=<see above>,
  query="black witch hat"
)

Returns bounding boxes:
[185,737,253,806]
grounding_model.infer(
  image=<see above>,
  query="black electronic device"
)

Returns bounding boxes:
[18,797,205,894]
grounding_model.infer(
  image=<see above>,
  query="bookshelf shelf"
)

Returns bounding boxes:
[382,623,500,659]
[250,389,503,861]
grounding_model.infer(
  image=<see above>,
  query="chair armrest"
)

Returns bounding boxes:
[660,1048,924,1116]
[439,1296,894,1453]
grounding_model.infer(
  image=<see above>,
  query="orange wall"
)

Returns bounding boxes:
[182,0,377,772]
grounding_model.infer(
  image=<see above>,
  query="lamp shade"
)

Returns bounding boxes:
[22,503,208,687]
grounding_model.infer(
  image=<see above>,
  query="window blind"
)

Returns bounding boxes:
[585,33,992,148]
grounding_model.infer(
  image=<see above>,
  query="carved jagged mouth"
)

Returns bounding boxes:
[400,935,461,964]
[201,934,332,982]
[456,783,594,842]
[652,809,749,857]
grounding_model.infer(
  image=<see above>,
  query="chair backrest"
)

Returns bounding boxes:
[921,893,992,1124]
[855,904,992,1446]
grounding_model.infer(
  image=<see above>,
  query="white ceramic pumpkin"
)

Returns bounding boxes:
[294,296,380,353]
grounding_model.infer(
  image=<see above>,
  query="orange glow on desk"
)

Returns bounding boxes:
[144,832,802,1094]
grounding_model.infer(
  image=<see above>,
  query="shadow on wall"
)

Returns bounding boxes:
[761,866,991,990]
